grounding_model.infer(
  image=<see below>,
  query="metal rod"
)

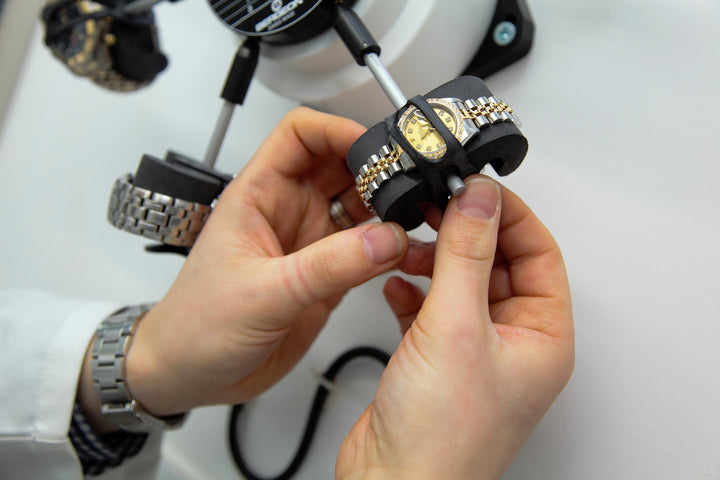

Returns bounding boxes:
[445,174,467,196]
[124,0,167,14]
[363,52,466,197]
[203,101,235,169]
[363,53,407,110]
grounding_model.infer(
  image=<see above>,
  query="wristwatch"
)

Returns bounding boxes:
[91,304,187,432]
[42,0,146,91]
[41,0,168,91]
[355,95,519,210]
[107,174,212,248]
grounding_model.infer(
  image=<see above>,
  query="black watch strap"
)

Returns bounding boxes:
[69,398,148,476]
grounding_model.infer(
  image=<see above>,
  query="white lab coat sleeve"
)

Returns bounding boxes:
[0,289,162,480]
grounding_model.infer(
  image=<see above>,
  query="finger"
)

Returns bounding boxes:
[420,203,443,231]
[397,240,435,277]
[488,261,513,304]
[383,276,425,335]
[331,186,376,229]
[246,107,367,195]
[490,184,572,339]
[423,175,501,333]
[268,222,409,318]
[497,183,569,300]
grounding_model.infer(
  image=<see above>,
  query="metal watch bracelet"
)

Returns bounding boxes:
[91,304,186,432]
[107,174,212,248]
[355,96,519,210]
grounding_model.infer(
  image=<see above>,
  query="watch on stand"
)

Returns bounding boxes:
[347,75,529,230]
[107,151,232,252]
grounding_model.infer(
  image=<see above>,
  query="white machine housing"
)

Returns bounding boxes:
[254,0,497,125]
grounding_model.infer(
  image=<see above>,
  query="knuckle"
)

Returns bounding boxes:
[283,105,314,125]
[282,244,341,307]
[307,243,341,289]
[279,255,316,307]
[444,226,497,265]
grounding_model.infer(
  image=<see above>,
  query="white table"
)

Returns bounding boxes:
[1,1,718,478]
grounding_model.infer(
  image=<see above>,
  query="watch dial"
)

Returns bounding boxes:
[400,101,460,159]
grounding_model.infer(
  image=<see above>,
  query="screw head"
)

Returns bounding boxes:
[493,21,517,47]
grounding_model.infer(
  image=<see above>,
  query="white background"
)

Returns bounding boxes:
[0,0,719,479]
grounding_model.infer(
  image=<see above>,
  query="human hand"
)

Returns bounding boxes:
[336,176,574,479]
[116,108,409,417]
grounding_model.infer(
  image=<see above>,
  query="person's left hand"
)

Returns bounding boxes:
[121,107,409,417]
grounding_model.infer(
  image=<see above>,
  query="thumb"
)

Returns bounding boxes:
[274,222,408,311]
[426,176,502,324]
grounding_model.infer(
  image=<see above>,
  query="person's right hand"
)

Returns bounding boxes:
[336,176,574,480]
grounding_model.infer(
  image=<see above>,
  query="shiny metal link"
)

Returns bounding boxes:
[107,174,212,247]
[92,305,152,405]
[91,304,186,432]
[355,144,414,211]
[459,96,521,128]
[355,96,520,210]
[92,305,152,411]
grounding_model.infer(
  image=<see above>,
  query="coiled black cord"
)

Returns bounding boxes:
[228,346,390,480]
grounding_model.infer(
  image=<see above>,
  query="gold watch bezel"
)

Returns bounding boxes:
[396,98,465,160]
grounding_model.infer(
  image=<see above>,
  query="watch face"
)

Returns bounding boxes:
[397,99,464,160]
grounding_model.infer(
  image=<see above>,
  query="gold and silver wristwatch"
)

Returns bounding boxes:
[91,304,186,432]
[355,95,519,210]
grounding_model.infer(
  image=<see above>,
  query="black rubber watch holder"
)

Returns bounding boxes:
[347,75,528,231]
[133,151,232,206]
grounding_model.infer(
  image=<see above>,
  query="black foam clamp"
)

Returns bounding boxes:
[133,151,232,204]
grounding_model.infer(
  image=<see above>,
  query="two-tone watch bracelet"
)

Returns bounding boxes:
[355,96,519,211]
[107,174,212,248]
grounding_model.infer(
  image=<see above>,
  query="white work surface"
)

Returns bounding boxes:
[1,1,719,479]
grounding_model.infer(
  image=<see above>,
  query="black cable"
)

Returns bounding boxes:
[228,346,390,480]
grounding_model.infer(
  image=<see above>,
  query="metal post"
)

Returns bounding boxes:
[203,101,235,169]
[364,53,407,110]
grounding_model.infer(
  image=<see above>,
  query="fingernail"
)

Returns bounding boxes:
[457,178,500,220]
[363,223,402,264]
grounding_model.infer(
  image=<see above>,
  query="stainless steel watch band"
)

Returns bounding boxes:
[355,96,519,210]
[107,174,212,248]
[92,304,186,432]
